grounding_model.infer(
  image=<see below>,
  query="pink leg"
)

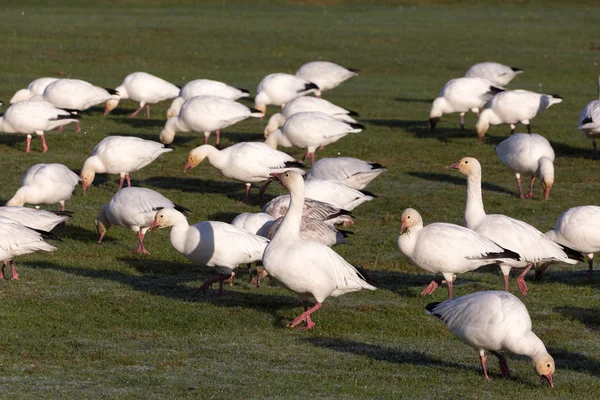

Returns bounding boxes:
[460,112,465,130]
[118,176,125,190]
[227,272,235,286]
[136,231,150,255]
[10,260,19,280]
[480,354,492,382]
[421,280,439,296]
[259,180,272,201]
[288,302,322,329]
[215,130,220,146]
[40,133,49,152]
[516,177,525,199]
[447,280,453,299]
[504,274,510,292]
[125,173,131,187]
[26,135,32,153]
[75,121,81,133]
[491,351,511,378]
[60,202,65,211]
[516,263,532,296]
[524,176,535,199]
[196,273,232,296]
[245,183,252,204]
[130,104,144,117]
[145,104,150,118]
[310,152,315,165]
[56,125,64,132]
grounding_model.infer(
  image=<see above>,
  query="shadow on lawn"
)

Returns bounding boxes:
[362,119,477,142]
[406,171,514,196]
[547,346,600,377]
[553,307,600,332]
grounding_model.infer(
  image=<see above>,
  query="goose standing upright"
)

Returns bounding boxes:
[307,157,387,190]
[109,72,180,118]
[495,133,555,200]
[426,291,555,386]
[254,73,319,113]
[577,76,600,159]
[465,62,524,86]
[295,61,358,97]
[448,157,583,295]
[10,77,59,104]
[262,171,375,329]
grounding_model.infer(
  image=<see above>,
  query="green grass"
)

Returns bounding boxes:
[0,1,599,398]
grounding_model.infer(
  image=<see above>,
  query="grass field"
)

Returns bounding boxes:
[0,1,599,398]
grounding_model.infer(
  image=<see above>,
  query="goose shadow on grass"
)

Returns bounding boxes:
[530,267,599,288]
[0,133,30,151]
[111,117,166,129]
[362,119,477,141]
[553,306,600,332]
[546,346,600,377]
[549,140,594,160]
[55,223,101,243]
[394,97,435,104]
[406,171,514,196]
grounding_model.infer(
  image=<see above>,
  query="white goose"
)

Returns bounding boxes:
[96,187,190,254]
[183,142,305,203]
[151,208,269,296]
[10,77,59,104]
[110,72,180,118]
[426,291,555,386]
[578,76,600,159]
[448,157,583,295]
[465,62,524,86]
[307,157,387,190]
[429,77,505,131]
[0,100,78,152]
[262,171,375,329]
[254,73,319,113]
[80,136,172,194]
[304,178,375,211]
[265,216,350,247]
[295,61,358,97]
[166,79,249,119]
[0,216,58,280]
[6,163,80,210]
[476,90,563,141]
[263,196,354,226]
[0,207,71,231]
[265,111,365,164]
[495,133,555,200]
[160,95,264,146]
[231,212,275,237]
[398,208,520,298]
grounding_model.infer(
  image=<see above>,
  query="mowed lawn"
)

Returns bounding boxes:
[0,1,599,398]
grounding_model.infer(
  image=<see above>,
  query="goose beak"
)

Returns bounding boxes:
[83,183,89,195]
[445,162,461,170]
[269,173,282,182]
[184,162,192,173]
[150,219,159,231]
[400,221,408,235]
[541,372,554,388]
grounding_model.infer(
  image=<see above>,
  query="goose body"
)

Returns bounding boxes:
[465,62,524,86]
[429,77,505,130]
[160,95,263,145]
[80,136,172,193]
[0,207,71,231]
[495,133,555,200]
[254,73,319,113]
[577,76,600,159]
[262,171,375,329]
[96,187,190,254]
[304,178,374,211]
[6,163,80,210]
[398,208,520,298]
[10,77,60,104]
[307,157,387,190]
[112,72,180,118]
[263,196,354,226]
[295,61,358,97]
[426,291,555,386]
[476,90,563,141]
[37,78,117,113]
[231,212,275,237]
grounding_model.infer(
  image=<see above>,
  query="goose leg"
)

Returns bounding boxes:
[136,231,150,255]
[118,175,125,190]
[227,272,235,286]
[479,352,492,382]
[125,173,131,187]
[10,260,19,280]
[145,104,151,118]
[588,254,594,279]
[503,274,510,292]
[130,104,144,117]
[524,176,535,199]
[40,133,49,153]
[510,124,516,135]
[491,351,511,378]
[215,129,220,146]
[25,134,32,153]
[526,123,531,134]
[515,174,525,199]
[421,280,439,296]
[196,273,232,296]
[1,260,6,279]
[593,140,598,160]
[75,121,81,133]
[245,183,252,204]
[258,180,272,201]
[288,302,322,330]
[59,201,65,211]
[459,112,465,130]
[516,263,533,296]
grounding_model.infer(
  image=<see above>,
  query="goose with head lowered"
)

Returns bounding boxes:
[295,61,358,97]
[577,76,600,159]
[10,77,59,104]
[465,62,524,87]
[448,157,583,295]
[262,171,375,330]
[307,157,387,190]
[254,73,319,114]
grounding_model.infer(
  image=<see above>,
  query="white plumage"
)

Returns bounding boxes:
[254,73,319,113]
[295,61,358,97]
[495,133,555,200]
[231,212,275,237]
[465,62,524,86]
[577,76,600,159]
[0,206,71,231]
[6,163,80,210]
[10,77,60,104]
[307,157,387,190]
[111,72,180,118]
[304,178,374,211]
[263,196,354,227]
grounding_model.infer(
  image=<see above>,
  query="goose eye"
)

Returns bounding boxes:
[546,363,550,367]
[407,216,410,219]
[465,161,469,164]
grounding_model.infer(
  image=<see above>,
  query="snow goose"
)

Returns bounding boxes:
[426,291,555,386]
[264,96,358,137]
[429,77,505,131]
[151,208,269,296]
[184,142,305,203]
[304,178,375,211]
[80,136,172,194]
[160,95,264,146]
[10,77,59,104]
[262,171,375,329]
[166,79,249,119]
[231,212,275,237]
[263,196,354,226]
[6,163,80,210]
[265,111,365,164]
[0,206,71,231]
[448,157,583,295]
[254,73,319,114]
[465,62,523,86]
[476,90,563,141]
[266,216,349,247]
[398,208,520,298]
[577,76,600,159]
[0,100,78,152]
[0,216,58,280]
[96,187,190,254]
[295,61,358,97]
[495,133,555,200]
[110,71,180,118]
[307,157,387,190]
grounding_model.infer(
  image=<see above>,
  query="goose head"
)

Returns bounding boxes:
[533,353,555,388]
[80,159,96,195]
[104,98,119,116]
[399,208,423,235]
[446,157,481,178]
[184,145,213,172]
[95,204,111,243]
[538,157,554,200]
[271,170,304,196]
[151,208,186,230]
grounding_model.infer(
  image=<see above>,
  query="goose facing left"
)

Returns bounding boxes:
[109,72,180,118]
[578,76,600,159]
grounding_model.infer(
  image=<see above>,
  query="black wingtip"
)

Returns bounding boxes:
[104,88,119,96]
[511,67,523,72]
[345,109,360,117]
[300,82,320,93]
[425,302,442,315]
[174,204,191,214]
[323,209,354,222]
[249,107,263,114]
[338,229,355,238]
[53,210,74,217]
[237,88,250,94]
[560,243,585,262]
[368,162,386,170]
[489,86,506,95]
[550,94,563,99]
[59,108,80,116]
[349,122,366,130]
[52,114,80,121]
[359,189,377,198]
[479,247,521,261]
[581,116,594,125]
[32,227,62,242]
[347,68,360,74]
[283,160,306,169]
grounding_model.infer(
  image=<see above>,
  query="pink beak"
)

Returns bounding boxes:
[83,183,88,195]
[150,219,159,231]
[445,162,461,170]
[184,163,192,173]
[542,373,554,388]
[543,187,550,201]
[400,221,407,235]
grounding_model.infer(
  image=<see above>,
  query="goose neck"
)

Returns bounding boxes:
[465,172,486,228]
[273,183,304,241]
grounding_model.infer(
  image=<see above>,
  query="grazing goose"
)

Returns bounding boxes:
[577,76,600,159]
[151,208,269,296]
[426,291,555,386]
[254,73,319,113]
[0,100,78,152]
[262,171,375,329]
[183,142,305,203]
[80,136,172,194]
[465,62,524,86]
[476,90,563,141]
[304,178,375,211]
[96,187,190,254]
[10,77,59,104]
[295,61,358,97]
[429,77,505,131]
[307,157,387,190]
[448,157,583,295]
[263,196,354,226]
[160,95,264,146]
[0,216,58,280]
[398,208,520,298]
[265,111,365,164]
[0,206,71,231]
[264,96,358,137]
[109,72,180,118]
[6,163,80,210]
[495,133,555,200]
[166,79,249,119]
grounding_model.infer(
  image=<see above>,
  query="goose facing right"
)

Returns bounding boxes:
[110,72,180,118]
